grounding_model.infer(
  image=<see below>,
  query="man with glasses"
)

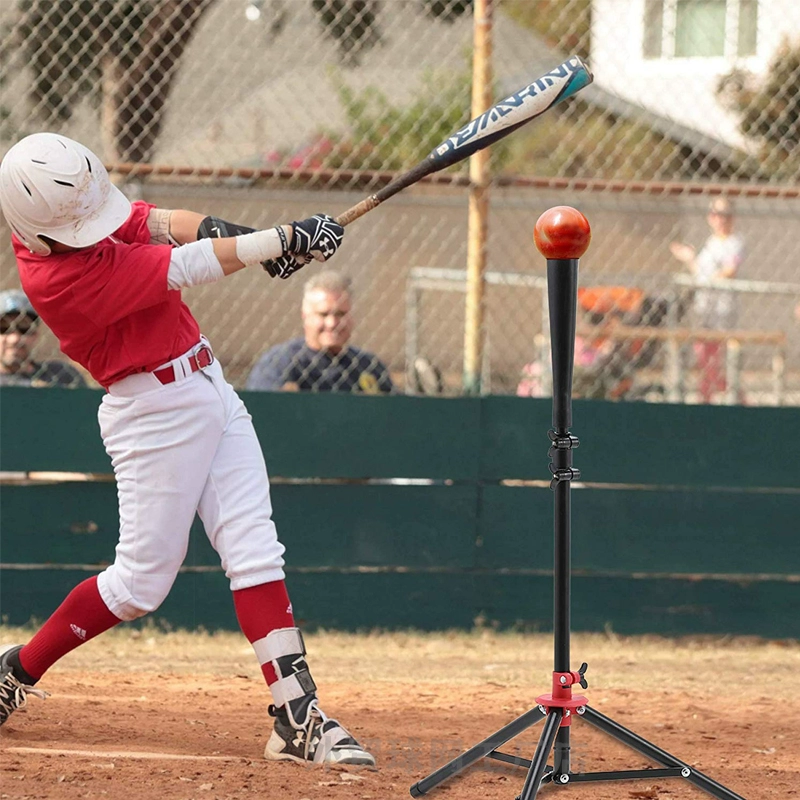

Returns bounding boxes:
[0,288,86,387]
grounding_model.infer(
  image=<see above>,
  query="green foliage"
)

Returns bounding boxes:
[502,0,591,60]
[717,37,800,180]
[324,68,510,172]
[503,101,695,180]
[323,75,697,181]
[18,0,149,123]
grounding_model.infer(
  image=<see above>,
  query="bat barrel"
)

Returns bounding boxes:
[334,57,593,230]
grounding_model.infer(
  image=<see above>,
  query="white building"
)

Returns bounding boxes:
[591,0,800,151]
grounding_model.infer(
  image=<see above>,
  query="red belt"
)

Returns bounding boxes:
[153,344,214,385]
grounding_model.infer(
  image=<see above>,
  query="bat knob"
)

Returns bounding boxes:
[534,206,591,260]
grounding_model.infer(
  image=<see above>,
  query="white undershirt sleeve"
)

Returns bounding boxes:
[167,239,225,289]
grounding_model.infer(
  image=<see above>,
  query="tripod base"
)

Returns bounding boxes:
[410,703,746,800]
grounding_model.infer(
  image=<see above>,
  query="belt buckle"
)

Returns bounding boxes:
[195,343,214,370]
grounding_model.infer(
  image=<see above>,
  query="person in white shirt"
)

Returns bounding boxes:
[670,198,745,403]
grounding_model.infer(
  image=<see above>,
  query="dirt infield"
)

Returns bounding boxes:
[1,626,797,800]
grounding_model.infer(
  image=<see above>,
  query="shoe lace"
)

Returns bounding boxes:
[299,701,325,760]
[0,673,48,723]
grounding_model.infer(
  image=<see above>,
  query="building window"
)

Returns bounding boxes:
[643,0,758,59]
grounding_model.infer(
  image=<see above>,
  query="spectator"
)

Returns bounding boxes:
[247,271,394,393]
[0,289,86,387]
[670,197,744,403]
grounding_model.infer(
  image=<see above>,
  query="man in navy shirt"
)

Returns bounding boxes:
[246,271,394,393]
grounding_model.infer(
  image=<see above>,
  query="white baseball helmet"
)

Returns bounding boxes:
[0,133,131,255]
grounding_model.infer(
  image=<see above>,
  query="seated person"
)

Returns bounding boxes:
[571,309,634,401]
[246,271,393,393]
[0,289,87,387]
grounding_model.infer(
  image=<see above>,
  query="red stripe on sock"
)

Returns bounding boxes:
[19,576,121,680]
[233,580,295,686]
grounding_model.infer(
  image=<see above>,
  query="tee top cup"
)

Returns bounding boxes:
[534,206,591,260]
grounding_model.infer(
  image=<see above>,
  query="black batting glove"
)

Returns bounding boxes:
[197,216,310,279]
[290,214,344,262]
[262,253,312,279]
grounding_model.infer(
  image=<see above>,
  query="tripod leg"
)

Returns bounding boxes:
[553,726,570,776]
[581,706,747,800]
[410,706,546,796]
[518,710,563,800]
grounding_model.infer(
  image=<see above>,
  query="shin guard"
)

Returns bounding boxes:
[253,627,317,729]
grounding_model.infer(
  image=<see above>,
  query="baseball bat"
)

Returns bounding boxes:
[335,55,593,227]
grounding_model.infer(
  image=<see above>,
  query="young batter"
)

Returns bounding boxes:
[0,132,374,767]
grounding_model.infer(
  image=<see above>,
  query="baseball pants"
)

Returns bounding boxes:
[96,347,285,621]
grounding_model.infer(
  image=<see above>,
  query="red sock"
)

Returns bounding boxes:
[233,580,295,686]
[19,576,121,680]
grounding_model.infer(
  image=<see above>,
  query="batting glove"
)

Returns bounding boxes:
[290,214,345,262]
[262,253,312,279]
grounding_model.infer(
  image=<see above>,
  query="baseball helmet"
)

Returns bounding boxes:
[0,288,38,319]
[0,132,131,255]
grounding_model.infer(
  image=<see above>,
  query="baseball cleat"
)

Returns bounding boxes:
[0,644,48,727]
[265,702,375,766]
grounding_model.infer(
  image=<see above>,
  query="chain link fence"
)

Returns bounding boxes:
[1,0,799,404]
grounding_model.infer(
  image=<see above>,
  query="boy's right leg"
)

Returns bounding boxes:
[197,370,374,766]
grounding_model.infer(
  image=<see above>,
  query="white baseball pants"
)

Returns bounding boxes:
[96,348,285,621]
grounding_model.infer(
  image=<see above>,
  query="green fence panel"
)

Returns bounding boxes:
[0,388,109,473]
[248,393,482,480]
[477,484,800,575]
[0,482,118,565]
[479,396,800,488]
[188,483,478,568]
[4,568,794,636]
[477,574,800,639]
[576,401,800,489]
[2,390,799,636]
[0,568,479,631]
[0,482,478,569]
[0,389,483,479]
[5,389,798,488]
[478,396,552,481]
[475,484,554,570]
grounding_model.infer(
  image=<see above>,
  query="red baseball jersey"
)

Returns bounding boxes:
[14,201,200,388]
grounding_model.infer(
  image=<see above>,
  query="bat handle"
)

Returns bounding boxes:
[336,196,381,227]
[335,160,432,226]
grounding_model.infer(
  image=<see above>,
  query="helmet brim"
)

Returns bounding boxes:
[43,183,132,251]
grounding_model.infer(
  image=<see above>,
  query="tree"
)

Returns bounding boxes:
[19,0,213,163]
[717,36,800,180]
[311,0,472,66]
[17,0,474,162]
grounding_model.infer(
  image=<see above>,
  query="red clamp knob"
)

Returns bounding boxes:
[535,664,589,726]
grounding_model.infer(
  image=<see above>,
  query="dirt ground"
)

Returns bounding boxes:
[1,627,797,800]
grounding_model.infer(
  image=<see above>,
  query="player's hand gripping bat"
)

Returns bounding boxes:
[335,55,593,227]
